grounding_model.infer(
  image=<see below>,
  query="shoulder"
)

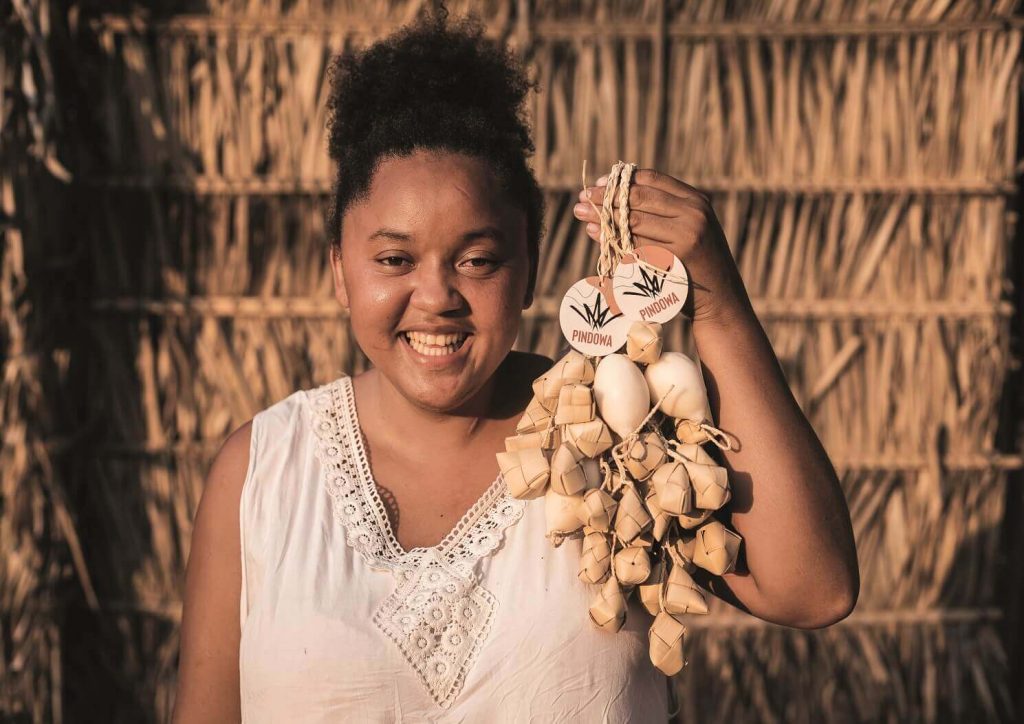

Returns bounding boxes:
[182,418,254,626]
[239,384,330,466]
[197,420,254,531]
[211,420,253,483]
[207,388,307,488]
[186,384,325,579]
[203,383,323,508]
[264,386,315,428]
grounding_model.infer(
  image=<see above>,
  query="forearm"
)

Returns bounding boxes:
[692,300,859,628]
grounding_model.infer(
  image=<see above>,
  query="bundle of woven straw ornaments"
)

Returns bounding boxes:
[498,324,741,676]
[497,160,744,676]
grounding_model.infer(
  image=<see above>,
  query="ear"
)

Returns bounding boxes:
[522,257,537,310]
[329,245,350,309]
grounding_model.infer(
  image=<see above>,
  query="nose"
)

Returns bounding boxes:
[410,261,467,316]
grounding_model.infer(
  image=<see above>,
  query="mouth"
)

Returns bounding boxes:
[400,330,472,358]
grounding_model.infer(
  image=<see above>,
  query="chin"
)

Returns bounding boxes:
[379,331,503,412]
[396,374,483,414]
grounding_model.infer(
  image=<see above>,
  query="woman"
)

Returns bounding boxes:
[173,12,859,723]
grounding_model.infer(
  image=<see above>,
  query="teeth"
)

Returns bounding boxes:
[406,331,466,345]
[403,331,469,356]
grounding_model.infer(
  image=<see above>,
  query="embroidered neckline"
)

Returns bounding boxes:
[307,375,526,708]
[338,374,511,561]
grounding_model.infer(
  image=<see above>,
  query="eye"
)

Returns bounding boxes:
[377,255,411,267]
[460,256,500,271]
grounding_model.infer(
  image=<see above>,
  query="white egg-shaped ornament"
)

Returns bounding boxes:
[644,351,709,422]
[593,354,651,438]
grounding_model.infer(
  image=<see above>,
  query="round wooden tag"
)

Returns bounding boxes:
[611,246,689,323]
[559,276,629,356]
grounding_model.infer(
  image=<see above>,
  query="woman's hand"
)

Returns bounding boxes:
[574,169,753,328]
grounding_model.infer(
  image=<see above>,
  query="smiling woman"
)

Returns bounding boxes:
[172,8,674,724]
[172,5,858,724]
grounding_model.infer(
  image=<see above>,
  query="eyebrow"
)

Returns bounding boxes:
[368,226,508,245]
[368,228,413,243]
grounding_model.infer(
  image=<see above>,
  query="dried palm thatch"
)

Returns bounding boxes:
[1,0,1021,721]
[2,2,88,723]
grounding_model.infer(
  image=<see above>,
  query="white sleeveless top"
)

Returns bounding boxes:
[238,375,672,722]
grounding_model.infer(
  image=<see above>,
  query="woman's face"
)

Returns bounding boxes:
[332,149,533,413]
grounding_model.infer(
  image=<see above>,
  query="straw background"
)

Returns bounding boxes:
[2,0,1022,721]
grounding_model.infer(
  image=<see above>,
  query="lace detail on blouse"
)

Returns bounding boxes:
[307,376,526,709]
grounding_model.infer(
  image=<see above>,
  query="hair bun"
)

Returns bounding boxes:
[328,13,535,164]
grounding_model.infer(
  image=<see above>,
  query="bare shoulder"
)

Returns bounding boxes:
[187,418,253,575]
[172,420,252,723]
[188,419,253,560]
[206,420,253,496]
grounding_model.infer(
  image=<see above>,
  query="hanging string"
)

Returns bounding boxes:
[538,409,558,449]
[581,159,689,286]
[609,528,622,585]
[599,458,614,494]
[698,423,736,451]
[610,384,675,473]
[665,533,687,569]
[582,159,637,279]
[666,436,735,465]
[616,163,636,253]
[657,555,668,612]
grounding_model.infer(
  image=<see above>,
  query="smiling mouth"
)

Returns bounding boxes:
[402,331,471,357]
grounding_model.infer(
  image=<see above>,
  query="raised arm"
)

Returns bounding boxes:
[575,170,859,628]
[690,298,859,628]
[172,421,252,722]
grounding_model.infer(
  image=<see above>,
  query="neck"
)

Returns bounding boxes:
[367,366,506,451]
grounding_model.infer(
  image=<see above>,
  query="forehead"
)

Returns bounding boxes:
[343,150,520,238]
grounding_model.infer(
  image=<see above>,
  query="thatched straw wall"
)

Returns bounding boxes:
[1,3,92,722]
[2,0,1022,721]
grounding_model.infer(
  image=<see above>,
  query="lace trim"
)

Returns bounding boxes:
[373,548,497,707]
[308,376,526,708]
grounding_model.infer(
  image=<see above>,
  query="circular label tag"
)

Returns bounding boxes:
[611,246,689,324]
[559,276,629,356]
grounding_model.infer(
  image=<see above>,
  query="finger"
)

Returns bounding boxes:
[582,210,701,247]
[584,223,692,257]
[632,168,710,203]
[573,192,708,229]
[576,187,706,225]
[588,168,710,203]
[578,183,700,219]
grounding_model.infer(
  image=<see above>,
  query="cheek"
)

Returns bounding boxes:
[346,268,405,336]
[467,275,525,332]
[365,282,399,308]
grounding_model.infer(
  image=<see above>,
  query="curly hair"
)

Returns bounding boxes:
[325,10,545,293]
